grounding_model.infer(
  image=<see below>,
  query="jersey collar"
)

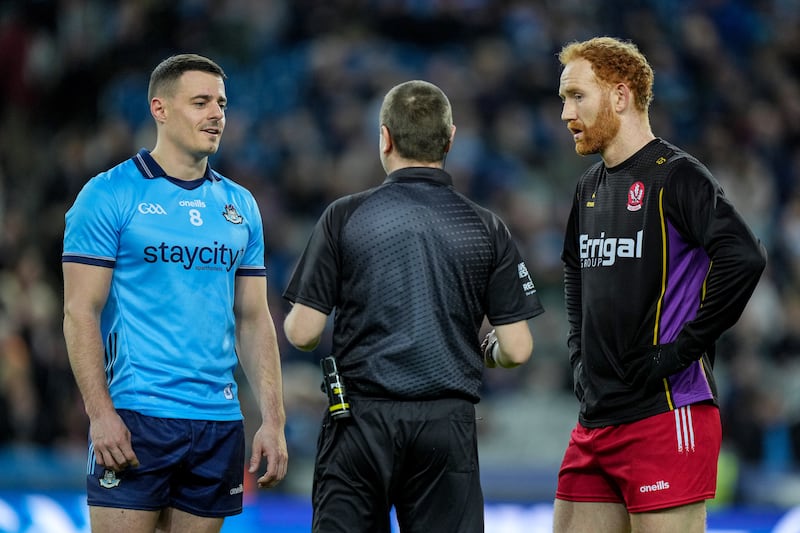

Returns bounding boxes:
[383,166,453,187]
[132,149,220,183]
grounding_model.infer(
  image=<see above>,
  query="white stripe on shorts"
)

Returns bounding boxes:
[674,405,696,454]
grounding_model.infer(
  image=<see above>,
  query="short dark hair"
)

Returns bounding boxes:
[379,80,453,163]
[147,53,226,101]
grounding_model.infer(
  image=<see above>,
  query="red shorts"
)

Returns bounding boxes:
[555,403,721,513]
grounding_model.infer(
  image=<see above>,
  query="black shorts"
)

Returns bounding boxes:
[312,397,483,533]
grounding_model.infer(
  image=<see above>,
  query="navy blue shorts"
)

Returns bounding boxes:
[86,409,245,517]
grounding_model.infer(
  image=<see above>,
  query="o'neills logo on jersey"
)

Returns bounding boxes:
[179,199,207,208]
[579,230,643,267]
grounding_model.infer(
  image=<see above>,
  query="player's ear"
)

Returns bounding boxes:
[445,124,456,153]
[150,97,167,123]
[380,124,392,154]
[613,83,631,113]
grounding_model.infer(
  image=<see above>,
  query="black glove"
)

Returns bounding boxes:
[481,329,499,368]
[622,341,698,388]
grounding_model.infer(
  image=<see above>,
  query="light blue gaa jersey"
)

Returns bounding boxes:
[63,149,267,421]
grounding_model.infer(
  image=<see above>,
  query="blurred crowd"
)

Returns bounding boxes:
[1,0,799,505]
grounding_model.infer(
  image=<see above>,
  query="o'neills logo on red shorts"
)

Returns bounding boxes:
[639,480,670,493]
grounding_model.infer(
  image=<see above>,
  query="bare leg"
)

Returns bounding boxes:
[156,507,224,533]
[630,501,707,533]
[553,499,631,533]
[89,506,160,533]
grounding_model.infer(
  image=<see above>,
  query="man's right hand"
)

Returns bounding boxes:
[89,411,140,471]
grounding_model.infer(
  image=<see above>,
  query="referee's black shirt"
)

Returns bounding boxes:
[283,167,544,402]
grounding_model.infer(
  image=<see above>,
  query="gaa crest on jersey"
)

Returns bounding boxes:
[627,181,645,212]
[222,204,243,224]
[99,469,120,489]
